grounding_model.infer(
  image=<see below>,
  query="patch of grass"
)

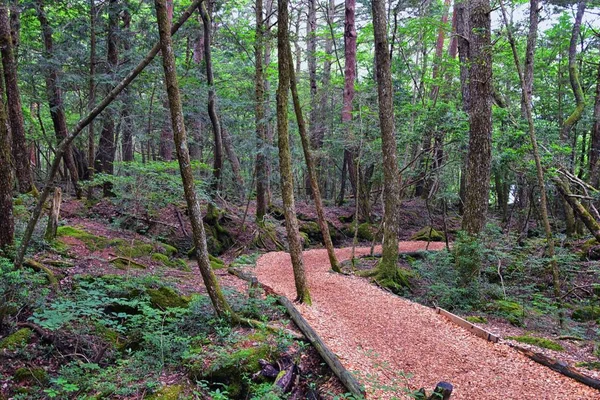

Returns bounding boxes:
[575,361,600,370]
[506,335,564,351]
[465,316,488,324]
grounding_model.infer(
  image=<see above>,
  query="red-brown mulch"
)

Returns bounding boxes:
[254,242,600,400]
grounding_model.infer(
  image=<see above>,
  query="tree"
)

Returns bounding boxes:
[371,0,405,290]
[461,0,492,235]
[35,0,82,198]
[0,4,32,194]
[276,0,311,304]
[255,0,268,221]
[0,62,13,250]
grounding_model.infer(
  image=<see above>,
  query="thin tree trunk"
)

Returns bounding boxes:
[0,5,32,194]
[121,9,134,162]
[35,0,82,198]
[200,1,223,193]
[521,0,539,116]
[277,0,311,304]
[590,52,600,188]
[305,0,317,196]
[255,0,267,221]
[87,0,97,188]
[561,0,586,141]
[154,0,235,320]
[288,45,341,273]
[15,0,202,268]
[221,123,245,198]
[372,0,402,282]
[0,61,13,249]
[461,0,492,235]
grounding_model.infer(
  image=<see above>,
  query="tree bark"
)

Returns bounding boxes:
[456,0,469,214]
[277,0,311,304]
[461,0,492,235]
[560,0,586,141]
[287,45,341,273]
[0,61,13,249]
[304,0,317,197]
[15,0,202,268]
[154,0,236,319]
[372,0,402,279]
[521,0,539,117]
[87,0,97,185]
[121,9,134,162]
[35,0,82,198]
[255,0,267,221]
[200,1,223,193]
[0,4,32,194]
[221,122,245,198]
[590,52,600,188]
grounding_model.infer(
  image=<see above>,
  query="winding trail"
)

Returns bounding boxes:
[254,242,599,399]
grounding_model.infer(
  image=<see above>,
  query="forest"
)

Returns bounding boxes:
[1,0,600,398]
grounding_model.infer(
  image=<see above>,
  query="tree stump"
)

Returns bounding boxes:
[44,187,62,241]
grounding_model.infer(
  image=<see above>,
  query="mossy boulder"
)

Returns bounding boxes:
[56,226,109,251]
[151,253,191,271]
[489,300,523,326]
[14,367,48,385]
[147,287,191,309]
[0,328,32,350]
[110,257,147,270]
[188,344,275,398]
[267,204,285,220]
[299,221,321,242]
[346,222,380,242]
[410,226,445,242]
[579,239,600,260]
[572,305,600,322]
[145,384,184,399]
[209,255,226,270]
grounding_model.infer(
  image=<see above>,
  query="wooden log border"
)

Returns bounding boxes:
[228,267,366,398]
[435,307,499,343]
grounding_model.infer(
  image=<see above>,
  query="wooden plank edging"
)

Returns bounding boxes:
[227,267,366,398]
[435,307,499,343]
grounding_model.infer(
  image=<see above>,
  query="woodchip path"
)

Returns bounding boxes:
[254,242,600,400]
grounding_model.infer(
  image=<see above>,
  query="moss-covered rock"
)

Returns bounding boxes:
[0,328,32,350]
[110,257,147,270]
[572,305,600,322]
[188,344,275,398]
[159,243,178,256]
[56,226,109,251]
[299,221,321,242]
[115,240,155,258]
[14,367,48,385]
[267,204,285,220]
[145,384,184,399]
[209,255,226,270]
[410,226,445,242]
[151,253,191,271]
[147,287,191,309]
[346,222,380,242]
[579,239,600,260]
[506,335,564,351]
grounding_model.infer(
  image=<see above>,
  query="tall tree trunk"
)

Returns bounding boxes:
[95,0,119,197]
[288,45,341,273]
[200,1,223,193]
[35,0,82,198]
[461,0,492,235]
[221,122,245,198]
[0,61,13,249]
[590,53,600,188]
[277,0,311,304]
[121,9,134,162]
[372,0,403,285]
[87,0,97,186]
[16,0,202,268]
[456,0,469,214]
[255,0,267,221]
[154,0,235,319]
[521,0,539,116]
[305,0,317,196]
[560,0,586,141]
[0,5,32,194]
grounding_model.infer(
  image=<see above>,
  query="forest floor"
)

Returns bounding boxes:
[253,245,600,399]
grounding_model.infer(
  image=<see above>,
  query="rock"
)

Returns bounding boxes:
[356,222,380,242]
[147,287,191,309]
[299,221,321,242]
[0,328,32,350]
[267,204,285,220]
[580,239,600,260]
[572,305,600,322]
[145,384,184,399]
[410,226,445,242]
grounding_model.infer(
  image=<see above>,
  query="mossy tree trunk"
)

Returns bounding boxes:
[0,4,32,194]
[287,45,341,273]
[154,0,236,319]
[372,0,403,285]
[276,0,311,304]
[255,0,267,221]
[87,0,97,190]
[0,61,13,250]
[461,0,492,235]
[35,0,82,198]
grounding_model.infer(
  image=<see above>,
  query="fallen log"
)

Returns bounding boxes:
[510,344,600,390]
[278,296,366,398]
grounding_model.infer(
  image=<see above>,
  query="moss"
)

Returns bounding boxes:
[110,257,147,270]
[576,361,600,370]
[147,287,191,309]
[57,225,109,251]
[506,335,564,351]
[0,328,32,350]
[209,254,226,270]
[572,305,600,322]
[355,222,380,242]
[116,241,155,258]
[152,252,170,265]
[490,300,523,326]
[14,367,48,385]
[145,384,184,399]
[159,243,178,256]
[299,221,321,241]
[465,316,488,324]
[410,226,445,242]
[374,265,414,294]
